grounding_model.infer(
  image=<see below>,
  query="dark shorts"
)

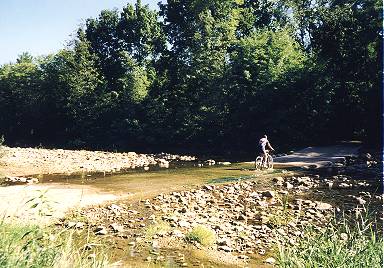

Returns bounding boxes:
[259,146,267,155]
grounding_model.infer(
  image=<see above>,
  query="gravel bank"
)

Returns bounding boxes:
[0,146,195,177]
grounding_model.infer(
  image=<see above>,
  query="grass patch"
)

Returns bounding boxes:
[276,211,383,268]
[268,212,296,226]
[144,221,172,239]
[208,175,256,184]
[269,194,296,226]
[0,221,109,268]
[186,225,216,246]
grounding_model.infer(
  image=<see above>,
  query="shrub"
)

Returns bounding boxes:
[186,225,216,246]
[144,221,171,239]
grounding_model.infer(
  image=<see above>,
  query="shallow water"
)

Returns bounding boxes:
[35,163,281,199]
[45,163,282,267]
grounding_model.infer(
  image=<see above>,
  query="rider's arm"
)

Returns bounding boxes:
[267,142,274,151]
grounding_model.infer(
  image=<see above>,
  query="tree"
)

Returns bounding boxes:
[289,0,382,142]
[0,0,380,152]
[224,28,308,148]
[0,53,43,144]
[36,30,104,146]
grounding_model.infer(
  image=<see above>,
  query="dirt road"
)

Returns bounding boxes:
[274,143,361,168]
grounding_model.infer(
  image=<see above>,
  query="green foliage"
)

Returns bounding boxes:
[0,0,380,152]
[186,225,216,246]
[0,222,109,268]
[288,0,381,143]
[117,52,150,103]
[25,190,56,217]
[277,213,383,267]
[0,53,43,143]
[144,221,171,239]
[231,28,306,83]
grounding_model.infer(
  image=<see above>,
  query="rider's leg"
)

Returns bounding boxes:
[262,150,267,167]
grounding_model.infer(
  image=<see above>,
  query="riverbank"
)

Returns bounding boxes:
[0,146,196,177]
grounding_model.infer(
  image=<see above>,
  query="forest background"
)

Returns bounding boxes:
[0,0,381,156]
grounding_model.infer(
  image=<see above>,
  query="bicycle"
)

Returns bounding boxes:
[255,150,274,170]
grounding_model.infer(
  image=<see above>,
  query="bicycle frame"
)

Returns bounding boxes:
[255,151,274,170]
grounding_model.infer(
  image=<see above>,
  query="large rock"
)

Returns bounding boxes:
[261,190,275,198]
[178,220,191,228]
[315,201,332,210]
[272,177,284,186]
[264,257,276,264]
[95,226,107,235]
[110,223,124,233]
[218,246,232,252]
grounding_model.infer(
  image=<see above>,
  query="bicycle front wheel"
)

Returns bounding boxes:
[266,155,274,169]
[255,156,263,170]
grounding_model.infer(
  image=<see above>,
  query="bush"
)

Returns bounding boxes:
[144,221,171,239]
[186,225,216,246]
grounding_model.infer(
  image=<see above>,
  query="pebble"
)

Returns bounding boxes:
[261,190,275,198]
[110,223,124,233]
[218,246,232,252]
[238,255,250,260]
[179,220,190,228]
[75,222,85,229]
[264,257,276,264]
[95,226,107,235]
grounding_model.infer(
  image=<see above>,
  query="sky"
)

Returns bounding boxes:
[0,0,160,65]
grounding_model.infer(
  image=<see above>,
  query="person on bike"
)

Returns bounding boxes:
[259,135,274,165]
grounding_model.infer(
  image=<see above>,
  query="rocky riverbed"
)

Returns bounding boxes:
[0,146,196,177]
[61,156,382,267]
[1,145,381,266]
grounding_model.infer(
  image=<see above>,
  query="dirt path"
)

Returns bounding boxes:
[274,143,361,168]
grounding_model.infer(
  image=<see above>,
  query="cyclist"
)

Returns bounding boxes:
[259,135,274,166]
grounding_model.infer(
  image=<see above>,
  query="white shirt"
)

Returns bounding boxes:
[259,137,268,149]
